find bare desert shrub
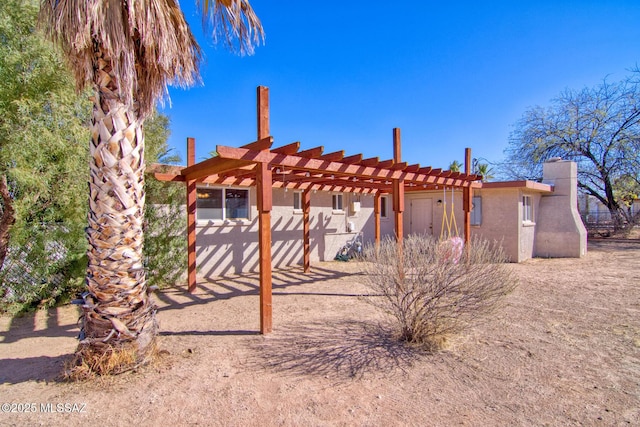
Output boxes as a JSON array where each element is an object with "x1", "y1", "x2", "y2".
[{"x1": 361, "y1": 234, "x2": 517, "y2": 351}]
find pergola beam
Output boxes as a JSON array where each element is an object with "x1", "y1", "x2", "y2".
[{"x1": 213, "y1": 145, "x2": 479, "y2": 188}]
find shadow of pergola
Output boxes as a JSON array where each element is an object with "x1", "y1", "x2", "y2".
[
  {"x1": 248, "y1": 320, "x2": 423, "y2": 380},
  {"x1": 154, "y1": 264, "x2": 364, "y2": 314}
]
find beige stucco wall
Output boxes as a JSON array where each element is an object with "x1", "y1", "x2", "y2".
[
  {"x1": 195, "y1": 187, "x2": 378, "y2": 277},
  {"x1": 534, "y1": 160, "x2": 587, "y2": 258},
  {"x1": 468, "y1": 189, "x2": 521, "y2": 262},
  {"x1": 193, "y1": 162, "x2": 585, "y2": 276}
]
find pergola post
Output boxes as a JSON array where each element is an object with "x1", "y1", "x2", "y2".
[
  {"x1": 302, "y1": 188, "x2": 311, "y2": 273},
  {"x1": 186, "y1": 137, "x2": 197, "y2": 293},
  {"x1": 463, "y1": 148, "x2": 472, "y2": 244},
  {"x1": 257, "y1": 86, "x2": 273, "y2": 334},
  {"x1": 392, "y1": 128, "x2": 404, "y2": 242},
  {"x1": 374, "y1": 192, "x2": 381, "y2": 248}
]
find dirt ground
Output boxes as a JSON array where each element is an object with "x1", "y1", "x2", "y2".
[{"x1": 1, "y1": 238, "x2": 639, "y2": 426}]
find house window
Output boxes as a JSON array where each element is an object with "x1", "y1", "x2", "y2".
[
  {"x1": 332, "y1": 193, "x2": 344, "y2": 211},
  {"x1": 197, "y1": 188, "x2": 249, "y2": 221},
  {"x1": 293, "y1": 191, "x2": 302, "y2": 211},
  {"x1": 522, "y1": 195, "x2": 533, "y2": 222},
  {"x1": 470, "y1": 196, "x2": 482, "y2": 226},
  {"x1": 380, "y1": 195, "x2": 388, "y2": 218}
]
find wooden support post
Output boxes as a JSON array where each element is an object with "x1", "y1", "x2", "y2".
[
  {"x1": 392, "y1": 128, "x2": 404, "y2": 242},
  {"x1": 257, "y1": 85, "x2": 273, "y2": 334},
  {"x1": 303, "y1": 188, "x2": 311, "y2": 273},
  {"x1": 374, "y1": 192, "x2": 381, "y2": 248},
  {"x1": 258, "y1": 86, "x2": 270, "y2": 137},
  {"x1": 186, "y1": 137, "x2": 197, "y2": 293},
  {"x1": 392, "y1": 128, "x2": 405, "y2": 281},
  {"x1": 256, "y1": 162, "x2": 272, "y2": 334},
  {"x1": 463, "y1": 147, "x2": 472, "y2": 245}
]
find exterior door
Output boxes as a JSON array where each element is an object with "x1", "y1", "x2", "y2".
[{"x1": 410, "y1": 198, "x2": 433, "y2": 235}]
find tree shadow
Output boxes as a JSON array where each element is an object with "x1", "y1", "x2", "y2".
[
  {"x1": 249, "y1": 320, "x2": 423, "y2": 381},
  {"x1": 0, "y1": 355, "x2": 70, "y2": 384}
]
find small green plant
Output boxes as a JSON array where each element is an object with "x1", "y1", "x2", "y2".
[{"x1": 361, "y1": 234, "x2": 517, "y2": 351}]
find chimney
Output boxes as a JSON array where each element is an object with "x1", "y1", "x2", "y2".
[{"x1": 534, "y1": 159, "x2": 587, "y2": 257}]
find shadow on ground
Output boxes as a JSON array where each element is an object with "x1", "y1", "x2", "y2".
[{"x1": 249, "y1": 320, "x2": 423, "y2": 380}]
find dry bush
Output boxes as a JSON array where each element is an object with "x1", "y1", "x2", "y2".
[{"x1": 361, "y1": 235, "x2": 517, "y2": 351}]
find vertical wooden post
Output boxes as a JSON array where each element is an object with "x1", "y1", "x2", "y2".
[
  {"x1": 303, "y1": 188, "x2": 311, "y2": 273},
  {"x1": 392, "y1": 128, "x2": 404, "y2": 242},
  {"x1": 463, "y1": 147, "x2": 472, "y2": 245},
  {"x1": 186, "y1": 137, "x2": 197, "y2": 293},
  {"x1": 374, "y1": 192, "x2": 381, "y2": 248},
  {"x1": 256, "y1": 163, "x2": 272, "y2": 334},
  {"x1": 392, "y1": 128, "x2": 405, "y2": 281},
  {"x1": 258, "y1": 86, "x2": 270, "y2": 137},
  {"x1": 257, "y1": 86, "x2": 273, "y2": 334}
]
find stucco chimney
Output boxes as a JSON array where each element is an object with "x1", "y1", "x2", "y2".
[{"x1": 534, "y1": 159, "x2": 587, "y2": 257}]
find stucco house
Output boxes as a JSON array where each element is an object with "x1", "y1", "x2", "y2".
[
  {"x1": 153, "y1": 86, "x2": 588, "y2": 332},
  {"x1": 188, "y1": 157, "x2": 586, "y2": 278},
  {"x1": 154, "y1": 87, "x2": 592, "y2": 332}
]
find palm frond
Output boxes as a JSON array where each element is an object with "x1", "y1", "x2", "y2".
[
  {"x1": 197, "y1": 0, "x2": 264, "y2": 55},
  {"x1": 39, "y1": 0, "x2": 201, "y2": 118}
]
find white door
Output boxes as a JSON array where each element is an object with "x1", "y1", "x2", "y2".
[{"x1": 410, "y1": 198, "x2": 433, "y2": 235}]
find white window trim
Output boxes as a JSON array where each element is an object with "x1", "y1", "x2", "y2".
[
  {"x1": 380, "y1": 195, "x2": 389, "y2": 219},
  {"x1": 196, "y1": 186, "x2": 251, "y2": 225},
  {"x1": 332, "y1": 193, "x2": 344, "y2": 214},
  {"x1": 522, "y1": 194, "x2": 534, "y2": 225},
  {"x1": 293, "y1": 191, "x2": 303, "y2": 214},
  {"x1": 471, "y1": 195, "x2": 482, "y2": 226}
]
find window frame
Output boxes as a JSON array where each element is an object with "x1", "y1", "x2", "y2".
[
  {"x1": 332, "y1": 193, "x2": 344, "y2": 212},
  {"x1": 380, "y1": 195, "x2": 389, "y2": 218},
  {"x1": 522, "y1": 194, "x2": 534, "y2": 223},
  {"x1": 196, "y1": 187, "x2": 250, "y2": 222},
  {"x1": 293, "y1": 191, "x2": 302, "y2": 212},
  {"x1": 470, "y1": 195, "x2": 482, "y2": 226}
]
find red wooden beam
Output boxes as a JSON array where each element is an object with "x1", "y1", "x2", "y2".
[
  {"x1": 186, "y1": 137, "x2": 197, "y2": 293},
  {"x1": 463, "y1": 148, "x2": 472, "y2": 245},
  {"x1": 303, "y1": 189, "x2": 311, "y2": 273},
  {"x1": 360, "y1": 157, "x2": 380, "y2": 167},
  {"x1": 391, "y1": 161, "x2": 409, "y2": 170},
  {"x1": 154, "y1": 172, "x2": 185, "y2": 182},
  {"x1": 318, "y1": 150, "x2": 345, "y2": 161},
  {"x1": 378, "y1": 159, "x2": 394, "y2": 168},
  {"x1": 257, "y1": 85, "x2": 272, "y2": 334},
  {"x1": 257, "y1": 86, "x2": 269, "y2": 138},
  {"x1": 256, "y1": 162, "x2": 272, "y2": 334},
  {"x1": 374, "y1": 192, "x2": 381, "y2": 248},
  {"x1": 296, "y1": 146, "x2": 324, "y2": 158},
  {"x1": 342, "y1": 154, "x2": 363, "y2": 164},
  {"x1": 271, "y1": 141, "x2": 301, "y2": 155},
  {"x1": 181, "y1": 138, "x2": 272, "y2": 181},
  {"x1": 213, "y1": 145, "x2": 463, "y2": 185},
  {"x1": 392, "y1": 128, "x2": 404, "y2": 244}
]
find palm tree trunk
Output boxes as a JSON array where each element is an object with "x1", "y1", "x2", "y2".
[{"x1": 76, "y1": 47, "x2": 157, "y2": 371}]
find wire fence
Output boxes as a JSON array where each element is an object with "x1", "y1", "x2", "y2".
[{"x1": 0, "y1": 241, "x2": 68, "y2": 302}]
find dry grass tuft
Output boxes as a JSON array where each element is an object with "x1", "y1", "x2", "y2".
[{"x1": 63, "y1": 342, "x2": 157, "y2": 381}]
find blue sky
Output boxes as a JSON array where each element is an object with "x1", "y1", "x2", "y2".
[{"x1": 160, "y1": 0, "x2": 640, "y2": 171}]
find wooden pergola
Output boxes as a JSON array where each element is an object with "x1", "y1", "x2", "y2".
[{"x1": 155, "y1": 86, "x2": 482, "y2": 334}]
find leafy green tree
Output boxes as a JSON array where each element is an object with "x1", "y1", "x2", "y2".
[
  {"x1": 504, "y1": 72, "x2": 640, "y2": 229},
  {"x1": 0, "y1": 0, "x2": 90, "y2": 309},
  {"x1": 144, "y1": 114, "x2": 186, "y2": 289}
]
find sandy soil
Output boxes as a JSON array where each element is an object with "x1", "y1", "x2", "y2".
[{"x1": 1, "y1": 238, "x2": 639, "y2": 426}]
